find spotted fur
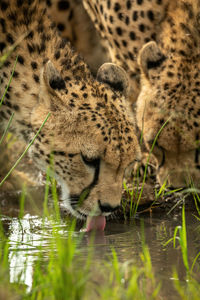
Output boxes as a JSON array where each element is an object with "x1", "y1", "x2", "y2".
[
  {"x1": 83, "y1": 0, "x2": 200, "y2": 188},
  {"x1": 83, "y1": 0, "x2": 169, "y2": 102},
  {"x1": 0, "y1": 0, "x2": 141, "y2": 218},
  {"x1": 47, "y1": 0, "x2": 109, "y2": 74}
]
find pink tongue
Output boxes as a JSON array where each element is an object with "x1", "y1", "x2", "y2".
[{"x1": 86, "y1": 216, "x2": 106, "y2": 232}]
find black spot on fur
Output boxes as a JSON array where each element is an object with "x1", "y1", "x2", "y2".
[
  {"x1": 0, "y1": 18, "x2": 6, "y2": 33},
  {"x1": 71, "y1": 92, "x2": 78, "y2": 98},
  {"x1": 54, "y1": 151, "x2": 66, "y2": 156},
  {"x1": 4, "y1": 60, "x2": 10, "y2": 67},
  {"x1": 22, "y1": 83, "x2": 29, "y2": 91},
  {"x1": 27, "y1": 43, "x2": 35, "y2": 54},
  {"x1": 1, "y1": 1, "x2": 8, "y2": 11},
  {"x1": 26, "y1": 31, "x2": 34, "y2": 39},
  {"x1": 57, "y1": 0, "x2": 70, "y2": 10},
  {"x1": 18, "y1": 55, "x2": 25, "y2": 65},
  {"x1": 33, "y1": 74, "x2": 39, "y2": 83},
  {"x1": 13, "y1": 70, "x2": 19, "y2": 78},
  {"x1": 0, "y1": 42, "x2": 6, "y2": 52},
  {"x1": 46, "y1": 0, "x2": 52, "y2": 7},
  {"x1": 13, "y1": 104, "x2": 20, "y2": 111},
  {"x1": 114, "y1": 3, "x2": 121, "y2": 12},
  {"x1": 57, "y1": 23, "x2": 65, "y2": 31},
  {"x1": 54, "y1": 50, "x2": 60, "y2": 60},
  {"x1": 126, "y1": 0, "x2": 131, "y2": 9},
  {"x1": 147, "y1": 10, "x2": 154, "y2": 21},
  {"x1": 49, "y1": 77, "x2": 65, "y2": 90},
  {"x1": 6, "y1": 33, "x2": 14, "y2": 44},
  {"x1": 31, "y1": 61, "x2": 38, "y2": 70},
  {"x1": 130, "y1": 31, "x2": 136, "y2": 40}
]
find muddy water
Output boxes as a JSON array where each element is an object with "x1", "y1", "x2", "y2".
[{"x1": 0, "y1": 187, "x2": 200, "y2": 299}]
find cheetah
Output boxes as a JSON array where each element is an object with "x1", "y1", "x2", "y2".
[
  {"x1": 83, "y1": 0, "x2": 200, "y2": 188},
  {"x1": 0, "y1": 0, "x2": 141, "y2": 229}
]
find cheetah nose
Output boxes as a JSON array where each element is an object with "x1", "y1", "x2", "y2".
[{"x1": 98, "y1": 200, "x2": 120, "y2": 213}]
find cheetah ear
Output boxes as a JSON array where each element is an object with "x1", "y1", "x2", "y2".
[
  {"x1": 138, "y1": 41, "x2": 166, "y2": 79},
  {"x1": 97, "y1": 63, "x2": 129, "y2": 96},
  {"x1": 43, "y1": 60, "x2": 66, "y2": 91}
]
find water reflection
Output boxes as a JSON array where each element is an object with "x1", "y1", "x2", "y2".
[
  {"x1": 8, "y1": 215, "x2": 47, "y2": 290},
  {"x1": 0, "y1": 192, "x2": 200, "y2": 298}
]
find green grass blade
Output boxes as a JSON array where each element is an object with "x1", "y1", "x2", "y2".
[
  {"x1": 172, "y1": 269, "x2": 187, "y2": 300},
  {"x1": 191, "y1": 251, "x2": 200, "y2": 273},
  {"x1": 134, "y1": 117, "x2": 171, "y2": 215},
  {"x1": 111, "y1": 248, "x2": 121, "y2": 284},
  {"x1": 0, "y1": 112, "x2": 51, "y2": 187},
  {"x1": 19, "y1": 184, "x2": 26, "y2": 219},
  {"x1": 192, "y1": 192, "x2": 200, "y2": 216},
  {"x1": 51, "y1": 178, "x2": 60, "y2": 223},
  {"x1": 163, "y1": 237, "x2": 176, "y2": 247},
  {"x1": 0, "y1": 56, "x2": 18, "y2": 107},
  {"x1": 0, "y1": 112, "x2": 14, "y2": 146},
  {"x1": 173, "y1": 226, "x2": 181, "y2": 248},
  {"x1": 181, "y1": 205, "x2": 189, "y2": 272},
  {"x1": 43, "y1": 166, "x2": 51, "y2": 218}
]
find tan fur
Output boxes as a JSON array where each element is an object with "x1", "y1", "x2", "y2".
[
  {"x1": 48, "y1": 0, "x2": 109, "y2": 74},
  {"x1": 83, "y1": 0, "x2": 170, "y2": 102},
  {"x1": 83, "y1": 0, "x2": 200, "y2": 188},
  {"x1": 137, "y1": 1, "x2": 200, "y2": 187}
]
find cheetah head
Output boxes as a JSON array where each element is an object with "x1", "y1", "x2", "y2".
[
  {"x1": 31, "y1": 61, "x2": 141, "y2": 223},
  {"x1": 137, "y1": 41, "x2": 200, "y2": 189}
]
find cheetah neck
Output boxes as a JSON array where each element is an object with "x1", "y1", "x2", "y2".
[{"x1": 159, "y1": 1, "x2": 200, "y2": 58}]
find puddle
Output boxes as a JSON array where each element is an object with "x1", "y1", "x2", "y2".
[{"x1": 0, "y1": 188, "x2": 200, "y2": 299}]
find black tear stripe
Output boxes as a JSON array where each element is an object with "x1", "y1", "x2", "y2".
[
  {"x1": 147, "y1": 55, "x2": 166, "y2": 70},
  {"x1": 70, "y1": 158, "x2": 100, "y2": 207}
]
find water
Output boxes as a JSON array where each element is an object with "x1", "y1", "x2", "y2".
[{"x1": 0, "y1": 187, "x2": 200, "y2": 299}]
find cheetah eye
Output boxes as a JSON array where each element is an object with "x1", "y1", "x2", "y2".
[{"x1": 81, "y1": 153, "x2": 100, "y2": 167}]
